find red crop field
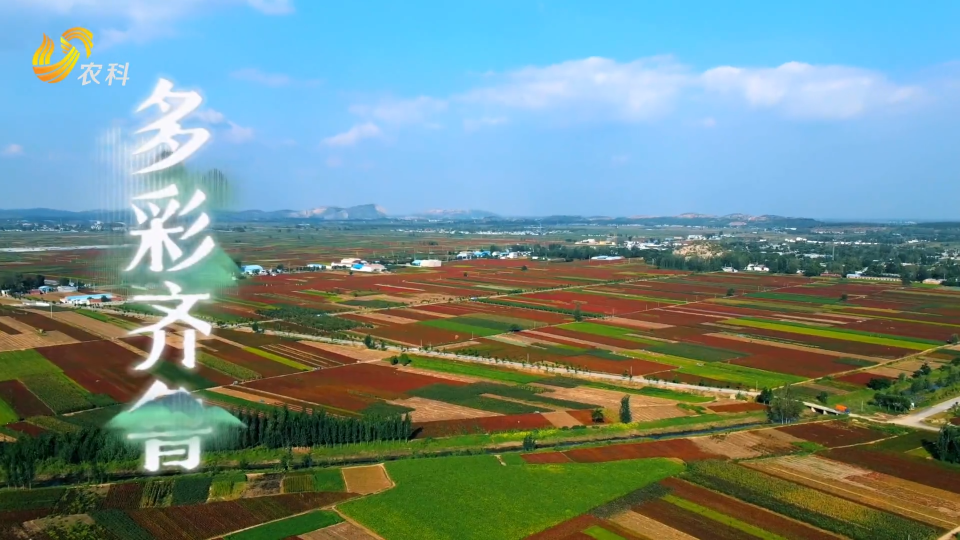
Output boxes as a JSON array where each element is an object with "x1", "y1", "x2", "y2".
[
  {"x1": 532, "y1": 327, "x2": 644, "y2": 350},
  {"x1": 37, "y1": 341, "x2": 149, "y2": 402},
  {"x1": 776, "y1": 421, "x2": 886, "y2": 448},
  {"x1": 659, "y1": 477, "x2": 838, "y2": 540},
  {"x1": 561, "y1": 438, "x2": 720, "y2": 463},
  {"x1": 0, "y1": 321, "x2": 20, "y2": 335},
  {"x1": 414, "y1": 412, "x2": 553, "y2": 438},
  {"x1": 102, "y1": 482, "x2": 145, "y2": 510},
  {"x1": 846, "y1": 319, "x2": 959, "y2": 342},
  {"x1": 633, "y1": 498, "x2": 752, "y2": 539},
  {"x1": 826, "y1": 447, "x2": 960, "y2": 495},
  {"x1": 521, "y1": 452, "x2": 572, "y2": 464},
  {"x1": 707, "y1": 402, "x2": 767, "y2": 413},
  {"x1": 835, "y1": 372, "x2": 897, "y2": 387},
  {"x1": 245, "y1": 363, "x2": 460, "y2": 411},
  {"x1": 0, "y1": 380, "x2": 53, "y2": 417},
  {"x1": 5, "y1": 421, "x2": 47, "y2": 436}
]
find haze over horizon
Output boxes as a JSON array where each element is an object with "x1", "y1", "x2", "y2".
[{"x1": 1, "y1": 1, "x2": 958, "y2": 219}]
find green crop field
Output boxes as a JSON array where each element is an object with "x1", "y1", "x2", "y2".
[
  {"x1": 405, "y1": 355, "x2": 543, "y2": 384},
  {"x1": 628, "y1": 351, "x2": 805, "y2": 388},
  {"x1": 746, "y1": 292, "x2": 842, "y2": 304},
  {"x1": 340, "y1": 455, "x2": 682, "y2": 540},
  {"x1": 419, "y1": 318, "x2": 505, "y2": 337},
  {"x1": 646, "y1": 342, "x2": 746, "y2": 362},
  {"x1": 557, "y1": 322, "x2": 658, "y2": 344},
  {"x1": 0, "y1": 350, "x2": 61, "y2": 381},
  {"x1": 225, "y1": 510, "x2": 343, "y2": 540},
  {"x1": 722, "y1": 318, "x2": 938, "y2": 350}
]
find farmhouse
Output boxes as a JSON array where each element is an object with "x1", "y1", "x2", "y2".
[
  {"x1": 241, "y1": 264, "x2": 264, "y2": 275},
  {"x1": 411, "y1": 259, "x2": 442, "y2": 267},
  {"x1": 61, "y1": 293, "x2": 115, "y2": 305},
  {"x1": 306, "y1": 263, "x2": 326, "y2": 270},
  {"x1": 745, "y1": 263, "x2": 769, "y2": 272}
]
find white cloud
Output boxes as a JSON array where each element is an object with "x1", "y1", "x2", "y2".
[
  {"x1": 191, "y1": 108, "x2": 252, "y2": 143},
  {"x1": 225, "y1": 122, "x2": 254, "y2": 143},
  {"x1": 231, "y1": 68, "x2": 293, "y2": 87},
  {"x1": 10, "y1": 0, "x2": 292, "y2": 48},
  {"x1": 463, "y1": 116, "x2": 509, "y2": 132},
  {"x1": 325, "y1": 156, "x2": 342, "y2": 168},
  {"x1": 349, "y1": 96, "x2": 447, "y2": 125},
  {"x1": 702, "y1": 62, "x2": 920, "y2": 119},
  {"x1": 322, "y1": 123, "x2": 382, "y2": 147},
  {"x1": 701, "y1": 117, "x2": 717, "y2": 128},
  {"x1": 194, "y1": 108, "x2": 226, "y2": 124},
  {"x1": 460, "y1": 56, "x2": 690, "y2": 121},
  {"x1": 1, "y1": 144, "x2": 23, "y2": 157}
]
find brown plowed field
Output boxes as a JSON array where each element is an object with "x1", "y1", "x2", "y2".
[
  {"x1": 609, "y1": 510, "x2": 696, "y2": 540},
  {"x1": 388, "y1": 396, "x2": 498, "y2": 422},
  {"x1": 296, "y1": 341, "x2": 391, "y2": 362},
  {"x1": 342, "y1": 464, "x2": 392, "y2": 495},
  {"x1": 542, "y1": 410, "x2": 582, "y2": 428},
  {"x1": 690, "y1": 428, "x2": 802, "y2": 460},
  {"x1": 298, "y1": 521, "x2": 380, "y2": 540},
  {"x1": 12, "y1": 312, "x2": 97, "y2": 341}
]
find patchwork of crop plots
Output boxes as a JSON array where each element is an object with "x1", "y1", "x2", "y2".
[
  {"x1": 509, "y1": 420, "x2": 958, "y2": 540},
  {"x1": 0, "y1": 467, "x2": 360, "y2": 539}
]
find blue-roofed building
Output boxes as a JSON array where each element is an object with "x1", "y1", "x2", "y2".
[{"x1": 241, "y1": 264, "x2": 264, "y2": 275}]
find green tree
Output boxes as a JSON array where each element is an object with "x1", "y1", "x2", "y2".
[
  {"x1": 757, "y1": 387, "x2": 773, "y2": 404},
  {"x1": 364, "y1": 334, "x2": 375, "y2": 349},
  {"x1": 573, "y1": 304, "x2": 583, "y2": 322},
  {"x1": 839, "y1": 293, "x2": 848, "y2": 302},
  {"x1": 521, "y1": 265, "x2": 528, "y2": 271},
  {"x1": 522, "y1": 432, "x2": 536, "y2": 451},
  {"x1": 509, "y1": 324, "x2": 522, "y2": 332},
  {"x1": 590, "y1": 408, "x2": 605, "y2": 423},
  {"x1": 950, "y1": 333, "x2": 959, "y2": 345},
  {"x1": 767, "y1": 385, "x2": 804, "y2": 424},
  {"x1": 251, "y1": 321, "x2": 261, "y2": 334},
  {"x1": 936, "y1": 424, "x2": 960, "y2": 464},
  {"x1": 816, "y1": 391, "x2": 829, "y2": 404},
  {"x1": 726, "y1": 288, "x2": 735, "y2": 297},
  {"x1": 399, "y1": 353, "x2": 412, "y2": 366},
  {"x1": 390, "y1": 356, "x2": 399, "y2": 365},
  {"x1": 619, "y1": 395, "x2": 632, "y2": 423}
]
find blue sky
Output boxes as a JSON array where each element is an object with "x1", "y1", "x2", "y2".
[{"x1": 1, "y1": 1, "x2": 958, "y2": 219}]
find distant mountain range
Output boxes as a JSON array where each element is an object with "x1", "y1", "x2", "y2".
[{"x1": 0, "y1": 206, "x2": 938, "y2": 228}]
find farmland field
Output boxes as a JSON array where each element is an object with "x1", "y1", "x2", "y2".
[{"x1": 339, "y1": 455, "x2": 682, "y2": 540}]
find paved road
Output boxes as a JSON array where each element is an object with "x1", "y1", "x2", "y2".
[{"x1": 889, "y1": 397, "x2": 960, "y2": 432}]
